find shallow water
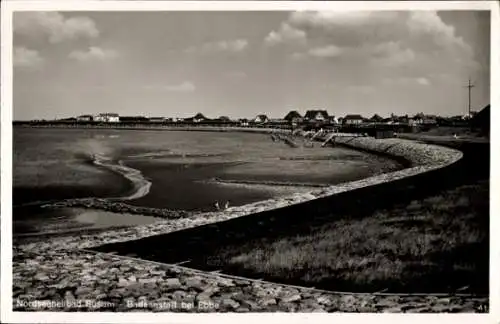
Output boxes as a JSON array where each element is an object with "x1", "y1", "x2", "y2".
[
  {"x1": 14, "y1": 207, "x2": 161, "y2": 236},
  {"x1": 14, "y1": 128, "x2": 403, "y2": 234}
]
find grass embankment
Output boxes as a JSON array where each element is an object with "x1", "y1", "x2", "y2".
[
  {"x1": 415, "y1": 126, "x2": 488, "y2": 139},
  {"x1": 216, "y1": 180, "x2": 489, "y2": 293}
]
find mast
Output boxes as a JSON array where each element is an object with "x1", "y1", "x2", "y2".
[{"x1": 465, "y1": 78, "x2": 475, "y2": 118}]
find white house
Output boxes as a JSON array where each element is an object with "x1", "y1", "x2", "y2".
[{"x1": 95, "y1": 113, "x2": 120, "y2": 123}]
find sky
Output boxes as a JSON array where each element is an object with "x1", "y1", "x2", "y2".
[{"x1": 13, "y1": 10, "x2": 490, "y2": 120}]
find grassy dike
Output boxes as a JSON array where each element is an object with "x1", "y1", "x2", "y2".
[{"x1": 217, "y1": 180, "x2": 488, "y2": 293}]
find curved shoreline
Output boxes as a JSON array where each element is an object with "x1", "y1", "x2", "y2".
[
  {"x1": 206, "y1": 178, "x2": 331, "y2": 188},
  {"x1": 92, "y1": 153, "x2": 152, "y2": 201},
  {"x1": 15, "y1": 132, "x2": 465, "y2": 250},
  {"x1": 22, "y1": 130, "x2": 404, "y2": 218},
  {"x1": 13, "y1": 153, "x2": 152, "y2": 209},
  {"x1": 13, "y1": 131, "x2": 483, "y2": 313},
  {"x1": 14, "y1": 134, "x2": 465, "y2": 247}
]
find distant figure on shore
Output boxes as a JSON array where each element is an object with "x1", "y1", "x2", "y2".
[
  {"x1": 224, "y1": 201, "x2": 230, "y2": 209},
  {"x1": 215, "y1": 201, "x2": 220, "y2": 211}
]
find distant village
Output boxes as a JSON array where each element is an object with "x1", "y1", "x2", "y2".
[
  {"x1": 35, "y1": 109, "x2": 482, "y2": 127},
  {"x1": 18, "y1": 105, "x2": 490, "y2": 136}
]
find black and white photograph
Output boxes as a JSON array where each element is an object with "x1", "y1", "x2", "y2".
[{"x1": 1, "y1": 1, "x2": 498, "y2": 322}]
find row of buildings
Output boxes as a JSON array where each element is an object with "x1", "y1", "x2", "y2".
[
  {"x1": 75, "y1": 110, "x2": 466, "y2": 127},
  {"x1": 19, "y1": 105, "x2": 488, "y2": 137},
  {"x1": 76, "y1": 113, "x2": 120, "y2": 123}
]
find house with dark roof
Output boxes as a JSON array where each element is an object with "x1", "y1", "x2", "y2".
[
  {"x1": 192, "y1": 113, "x2": 209, "y2": 123},
  {"x1": 239, "y1": 118, "x2": 250, "y2": 126},
  {"x1": 304, "y1": 110, "x2": 329, "y2": 122},
  {"x1": 397, "y1": 115, "x2": 410, "y2": 125},
  {"x1": 253, "y1": 114, "x2": 269, "y2": 124},
  {"x1": 413, "y1": 112, "x2": 425, "y2": 120},
  {"x1": 284, "y1": 110, "x2": 303, "y2": 123},
  {"x1": 343, "y1": 114, "x2": 365, "y2": 125},
  {"x1": 369, "y1": 114, "x2": 384, "y2": 123}
]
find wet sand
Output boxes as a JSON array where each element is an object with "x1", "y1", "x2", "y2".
[
  {"x1": 15, "y1": 207, "x2": 161, "y2": 236},
  {"x1": 13, "y1": 129, "x2": 404, "y2": 235}
]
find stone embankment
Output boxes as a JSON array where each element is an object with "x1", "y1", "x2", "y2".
[
  {"x1": 330, "y1": 136, "x2": 461, "y2": 166},
  {"x1": 13, "y1": 135, "x2": 483, "y2": 313},
  {"x1": 13, "y1": 248, "x2": 486, "y2": 313}
]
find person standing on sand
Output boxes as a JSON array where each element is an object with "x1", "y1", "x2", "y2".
[
  {"x1": 224, "y1": 201, "x2": 230, "y2": 210},
  {"x1": 215, "y1": 201, "x2": 220, "y2": 211}
]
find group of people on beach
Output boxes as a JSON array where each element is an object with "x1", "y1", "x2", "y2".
[{"x1": 214, "y1": 200, "x2": 230, "y2": 211}]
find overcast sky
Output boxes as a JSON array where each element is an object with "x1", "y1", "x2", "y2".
[{"x1": 13, "y1": 10, "x2": 490, "y2": 120}]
